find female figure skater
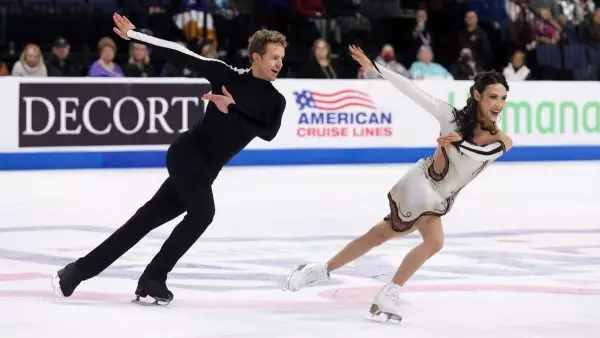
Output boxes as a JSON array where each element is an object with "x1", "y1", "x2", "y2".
[{"x1": 282, "y1": 45, "x2": 513, "y2": 322}]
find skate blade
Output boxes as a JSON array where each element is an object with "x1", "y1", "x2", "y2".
[
  {"x1": 131, "y1": 295, "x2": 170, "y2": 306},
  {"x1": 365, "y1": 313, "x2": 402, "y2": 324},
  {"x1": 50, "y1": 272, "x2": 64, "y2": 298},
  {"x1": 365, "y1": 304, "x2": 402, "y2": 324},
  {"x1": 281, "y1": 264, "x2": 304, "y2": 291}
]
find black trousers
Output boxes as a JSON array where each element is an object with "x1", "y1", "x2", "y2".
[{"x1": 75, "y1": 134, "x2": 217, "y2": 282}]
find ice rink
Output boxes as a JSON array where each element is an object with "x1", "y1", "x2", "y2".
[{"x1": 1, "y1": 162, "x2": 599, "y2": 338}]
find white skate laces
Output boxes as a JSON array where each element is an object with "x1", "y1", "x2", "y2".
[
  {"x1": 375, "y1": 282, "x2": 402, "y2": 311},
  {"x1": 379, "y1": 282, "x2": 402, "y2": 306},
  {"x1": 282, "y1": 263, "x2": 329, "y2": 291}
]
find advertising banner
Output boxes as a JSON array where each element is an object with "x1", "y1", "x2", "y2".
[
  {"x1": 0, "y1": 77, "x2": 599, "y2": 170},
  {"x1": 18, "y1": 81, "x2": 210, "y2": 147},
  {"x1": 251, "y1": 79, "x2": 600, "y2": 149}
]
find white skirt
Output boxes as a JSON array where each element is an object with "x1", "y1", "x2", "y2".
[{"x1": 384, "y1": 157, "x2": 457, "y2": 232}]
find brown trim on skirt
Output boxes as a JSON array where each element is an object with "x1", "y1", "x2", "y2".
[
  {"x1": 384, "y1": 193, "x2": 448, "y2": 233},
  {"x1": 427, "y1": 147, "x2": 450, "y2": 181}
]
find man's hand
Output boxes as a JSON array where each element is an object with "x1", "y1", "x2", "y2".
[
  {"x1": 203, "y1": 86, "x2": 236, "y2": 114},
  {"x1": 113, "y1": 12, "x2": 135, "y2": 40}
]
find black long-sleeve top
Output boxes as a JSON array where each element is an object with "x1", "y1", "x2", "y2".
[{"x1": 126, "y1": 30, "x2": 287, "y2": 171}]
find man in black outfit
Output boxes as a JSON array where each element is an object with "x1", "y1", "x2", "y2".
[{"x1": 51, "y1": 13, "x2": 287, "y2": 304}]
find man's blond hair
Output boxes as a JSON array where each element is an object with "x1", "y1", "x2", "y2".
[{"x1": 247, "y1": 29, "x2": 287, "y2": 62}]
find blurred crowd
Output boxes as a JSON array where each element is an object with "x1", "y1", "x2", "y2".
[{"x1": 1, "y1": 0, "x2": 599, "y2": 81}]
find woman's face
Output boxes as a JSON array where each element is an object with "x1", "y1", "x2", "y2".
[
  {"x1": 475, "y1": 83, "x2": 508, "y2": 123},
  {"x1": 511, "y1": 51, "x2": 524, "y2": 68},
  {"x1": 133, "y1": 44, "x2": 147, "y2": 62},
  {"x1": 314, "y1": 41, "x2": 329, "y2": 61},
  {"x1": 25, "y1": 47, "x2": 39, "y2": 67},
  {"x1": 101, "y1": 46, "x2": 115, "y2": 62},
  {"x1": 418, "y1": 47, "x2": 433, "y2": 63}
]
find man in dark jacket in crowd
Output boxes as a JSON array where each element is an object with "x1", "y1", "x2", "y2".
[{"x1": 46, "y1": 37, "x2": 81, "y2": 77}]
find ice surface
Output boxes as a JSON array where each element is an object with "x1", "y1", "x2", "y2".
[{"x1": 1, "y1": 162, "x2": 599, "y2": 337}]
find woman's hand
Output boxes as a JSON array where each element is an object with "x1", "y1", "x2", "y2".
[
  {"x1": 437, "y1": 132, "x2": 462, "y2": 148},
  {"x1": 113, "y1": 13, "x2": 135, "y2": 40},
  {"x1": 203, "y1": 86, "x2": 236, "y2": 114},
  {"x1": 349, "y1": 44, "x2": 373, "y2": 71}
]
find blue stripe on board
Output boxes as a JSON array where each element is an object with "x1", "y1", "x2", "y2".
[{"x1": 1, "y1": 146, "x2": 600, "y2": 170}]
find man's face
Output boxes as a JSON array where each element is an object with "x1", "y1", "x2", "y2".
[
  {"x1": 53, "y1": 46, "x2": 69, "y2": 60},
  {"x1": 253, "y1": 43, "x2": 285, "y2": 81}
]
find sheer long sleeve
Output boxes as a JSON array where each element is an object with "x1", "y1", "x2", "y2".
[{"x1": 372, "y1": 61, "x2": 455, "y2": 125}]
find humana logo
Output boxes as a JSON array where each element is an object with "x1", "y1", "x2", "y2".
[{"x1": 447, "y1": 92, "x2": 600, "y2": 134}]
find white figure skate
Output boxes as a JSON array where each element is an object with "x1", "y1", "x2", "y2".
[
  {"x1": 282, "y1": 263, "x2": 329, "y2": 291},
  {"x1": 366, "y1": 282, "x2": 403, "y2": 323}
]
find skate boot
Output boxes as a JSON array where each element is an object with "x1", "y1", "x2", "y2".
[
  {"x1": 367, "y1": 282, "x2": 403, "y2": 323},
  {"x1": 282, "y1": 263, "x2": 329, "y2": 291},
  {"x1": 132, "y1": 276, "x2": 174, "y2": 306},
  {"x1": 51, "y1": 262, "x2": 82, "y2": 298}
]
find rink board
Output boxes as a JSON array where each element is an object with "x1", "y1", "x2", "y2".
[
  {"x1": 2, "y1": 146, "x2": 600, "y2": 170},
  {"x1": 0, "y1": 77, "x2": 599, "y2": 169}
]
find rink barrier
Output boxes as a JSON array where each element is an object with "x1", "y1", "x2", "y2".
[
  {"x1": 2, "y1": 146, "x2": 600, "y2": 170},
  {"x1": 0, "y1": 77, "x2": 599, "y2": 170}
]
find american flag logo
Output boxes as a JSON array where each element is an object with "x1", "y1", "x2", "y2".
[{"x1": 293, "y1": 89, "x2": 377, "y2": 111}]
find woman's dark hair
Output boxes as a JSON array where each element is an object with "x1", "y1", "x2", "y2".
[{"x1": 452, "y1": 70, "x2": 509, "y2": 143}]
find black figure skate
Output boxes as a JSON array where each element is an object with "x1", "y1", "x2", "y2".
[
  {"x1": 131, "y1": 276, "x2": 174, "y2": 306},
  {"x1": 51, "y1": 262, "x2": 81, "y2": 298}
]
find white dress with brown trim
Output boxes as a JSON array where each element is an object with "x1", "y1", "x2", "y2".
[{"x1": 372, "y1": 62, "x2": 507, "y2": 232}]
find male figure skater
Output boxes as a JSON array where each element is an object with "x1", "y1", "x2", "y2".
[{"x1": 52, "y1": 13, "x2": 287, "y2": 305}]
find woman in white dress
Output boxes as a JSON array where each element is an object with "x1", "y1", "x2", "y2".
[{"x1": 282, "y1": 45, "x2": 514, "y2": 322}]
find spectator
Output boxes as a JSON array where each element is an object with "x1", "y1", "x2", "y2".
[
  {"x1": 503, "y1": 50, "x2": 533, "y2": 80},
  {"x1": 337, "y1": 1, "x2": 372, "y2": 48},
  {"x1": 577, "y1": 0, "x2": 596, "y2": 24},
  {"x1": 449, "y1": 48, "x2": 483, "y2": 80},
  {"x1": 294, "y1": 0, "x2": 327, "y2": 31},
  {"x1": 360, "y1": 44, "x2": 410, "y2": 79},
  {"x1": 529, "y1": 0, "x2": 563, "y2": 18},
  {"x1": 458, "y1": 11, "x2": 493, "y2": 69},
  {"x1": 586, "y1": 8, "x2": 600, "y2": 48},
  {"x1": 534, "y1": 8, "x2": 561, "y2": 45},
  {"x1": 299, "y1": 39, "x2": 341, "y2": 78},
  {"x1": 557, "y1": 14, "x2": 580, "y2": 43},
  {"x1": 88, "y1": 37, "x2": 124, "y2": 77},
  {"x1": 293, "y1": 0, "x2": 329, "y2": 43},
  {"x1": 468, "y1": 0, "x2": 508, "y2": 31},
  {"x1": 559, "y1": 0, "x2": 596, "y2": 24},
  {"x1": 207, "y1": 0, "x2": 239, "y2": 52},
  {"x1": 46, "y1": 37, "x2": 81, "y2": 77},
  {"x1": 507, "y1": 1, "x2": 537, "y2": 52},
  {"x1": 0, "y1": 61, "x2": 9, "y2": 76},
  {"x1": 125, "y1": 42, "x2": 156, "y2": 77},
  {"x1": 294, "y1": 0, "x2": 326, "y2": 17},
  {"x1": 409, "y1": 45, "x2": 453, "y2": 80},
  {"x1": 408, "y1": 9, "x2": 433, "y2": 59},
  {"x1": 173, "y1": 1, "x2": 218, "y2": 42},
  {"x1": 11, "y1": 43, "x2": 47, "y2": 77}
]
